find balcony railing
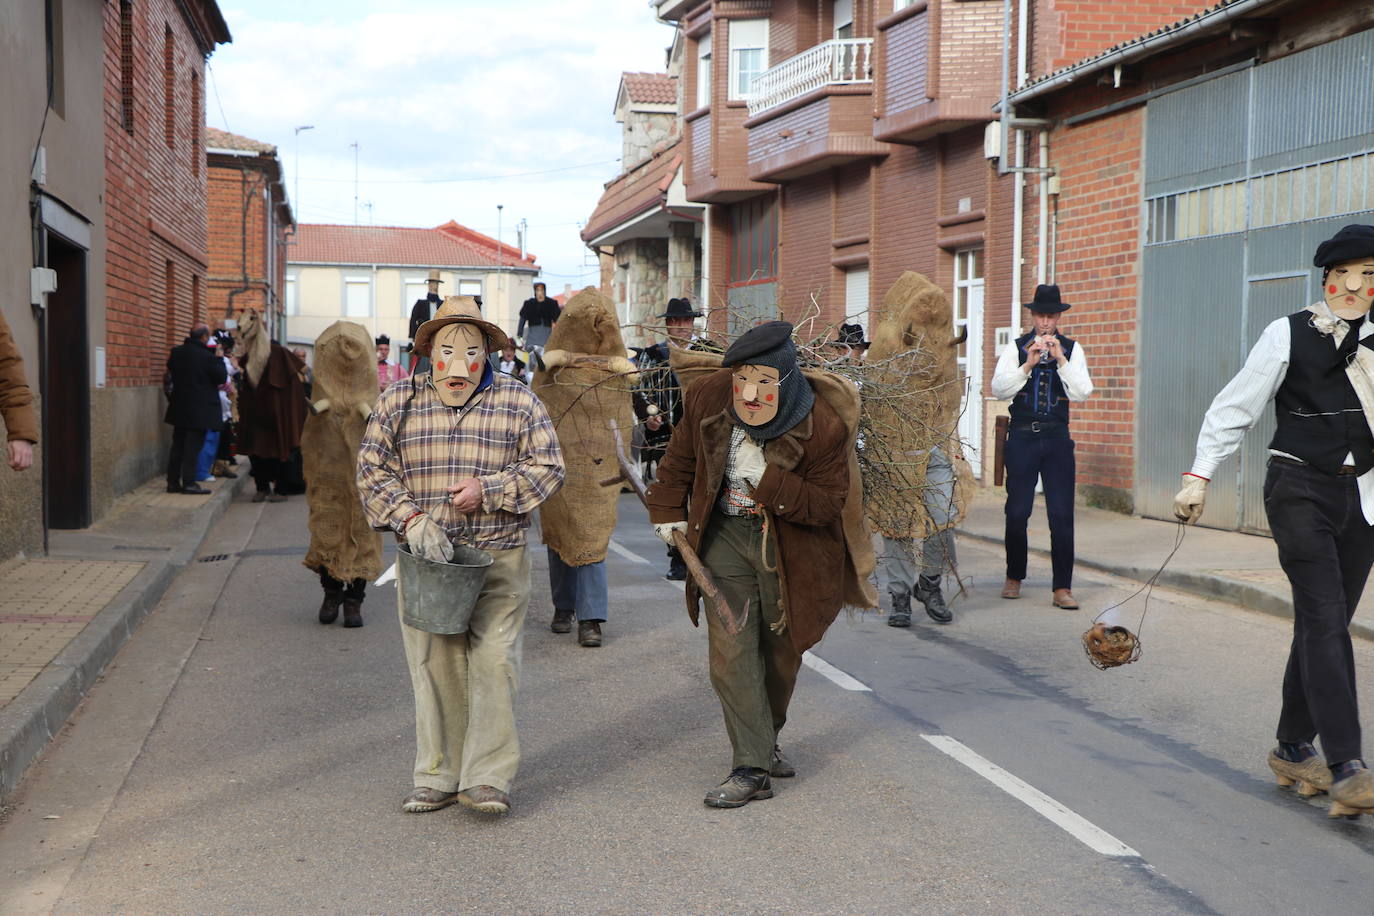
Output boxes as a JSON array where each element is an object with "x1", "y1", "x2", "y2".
[{"x1": 746, "y1": 38, "x2": 873, "y2": 118}]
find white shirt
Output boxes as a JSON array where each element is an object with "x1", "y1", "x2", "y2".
[
  {"x1": 990, "y1": 337, "x2": 1094, "y2": 402},
  {"x1": 1190, "y1": 315, "x2": 1374, "y2": 524}
]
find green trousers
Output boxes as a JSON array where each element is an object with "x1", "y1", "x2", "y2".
[{"x1": 701, "y1": 511, "x2": 803, "y2": 770}]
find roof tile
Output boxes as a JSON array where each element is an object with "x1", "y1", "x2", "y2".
[
  {"x1": 291, "y1": 223, "x2": 537, "y2": 270},
  {"x1": 622, "y1": 72, "x2": 678, "y2": 105}
]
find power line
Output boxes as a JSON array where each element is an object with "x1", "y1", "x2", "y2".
[{"x1": 205, "y1": 61, "x2": 231, "y2": 133}]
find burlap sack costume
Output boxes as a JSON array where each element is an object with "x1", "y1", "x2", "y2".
[
  {"x1": 669, "y1": 347, "x2": 879, "y2": 611},
  {"x1": 863, "y1": 271, "x2": 974, "y2": 540},
  {"x1": 532, "y1": 288, "x2": 637, "y2": 567},
  {"x1": 302, "y1": 321, "x2": 383, "y2": 582}
]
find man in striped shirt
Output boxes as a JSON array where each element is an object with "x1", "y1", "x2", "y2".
[{"x1": 357, "y1": 296, "x2": 564, "y2": 817}]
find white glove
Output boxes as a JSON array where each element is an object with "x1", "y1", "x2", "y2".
[
  {"x1": 406, "y1": 513, "x2": 455, "y2": 563},
  {"x1": 654, "y1": 521, "x2": 687, "y2": 545},
  {"x1": 1173, "y1": 474, "x2": 1208, "y2": 524},
  {"x1": 734, "y1": 436, "x2": 767, "y2": 488}
]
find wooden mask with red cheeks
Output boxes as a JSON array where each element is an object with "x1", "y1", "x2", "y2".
[
  {"x1": 1325, "y1": 256, "x2": 1374, "y2": 319},
  {"x1": 731, "y1": 364, "x2": 782, "y2": 427},
  {"x1": 431, "y1": 323, "x2": 487, "y2": 407}
]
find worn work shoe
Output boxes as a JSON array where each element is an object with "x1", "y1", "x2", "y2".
[
  {"x1": 578, "y1": 620, "x2": 603, "y2": 647},
  {"x1": 1051, "y1": 588, "x2": 1080, "y2": 610},
  {"x1": 917, "y1": 576, "x2": 953, "y2": 624},
  {"x1": 251, "y1": 490, "x2": 269, "y2": 503},
  {"x1": 886, "y1": 590, "x2": 912, "y2": 628},
  {"x1": 551, "y1": 608, "x2": 574, "y2": 634},
  {"x1": 704, "y1": 767, "x2": 773, "y2": 809},
  {"x1": 1329, "y1": 762, "x2": 1374, "y2": 818},
  {"x1": 1001, "y1": 578, "x2": 1021, "y2": 599},
  {"x1": 318, "y1": 592, "x2": 342, "y2": 625},
  {"x1": 1268, "y1": 746, "x2": 1332, "y2": 796},
  {"x1": 666, "y1": 557, "x2": 688, "y2": 581},
  {"x1": 342, "y1": 598, "x2": 364, "y2": 628},
  {"x1": 267, "y1": 491, "x2": 288, "y2": 503},
  {"x1": 401, "y1": 787, "x2": 459, "y2": 813},
  {"x1": 769, "y1": 746, "x2": 796, "y2": 778},
  {"x1": 457, "y1": 785, "x2": 511, "y2": 815}
]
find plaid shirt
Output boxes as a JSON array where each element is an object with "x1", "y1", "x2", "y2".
[
  {"x1": 357, "y1": 371, "x2": 565, "y2": 549},
  {"x1": 718, "y1": 426, "x2": 760, "y2": 516}
]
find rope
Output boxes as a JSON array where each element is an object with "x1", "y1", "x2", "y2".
[{"x1": 1090, "y1": 519, "x2": 1188, "y2": 639}]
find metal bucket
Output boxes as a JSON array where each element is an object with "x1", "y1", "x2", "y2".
[{"x1": 397, "y1": 542, "x2": 494, "y2": 635}]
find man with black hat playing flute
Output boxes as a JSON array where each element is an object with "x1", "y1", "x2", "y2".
[
  {"x1": 1175, "y1": 225, "x2": 1374, "y2": 818},
  {"x1": 992, "y1": 284, "x2": 1095, "y2": 610},
  {"x1": 645, "y1": 320, "x2": 854, "y2": 809}
]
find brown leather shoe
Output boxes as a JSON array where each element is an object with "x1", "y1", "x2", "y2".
[
  {"x1": 457, "y1": 785, "x2": 511, "y2": 815},
  {"x1": 1052, "y1": 588, "x2": 1080, "y2": 610},
  {"x1": 401, "y1": 786, "x2": 459, "y2": 813},
  {"x1": 551, "y1": 608, "x2": 574, "y2": 634},
  {"x1": 1001, "y1": 578, "x2": 1021, "y2": 599},
  {"x1": 578, "y1": 620, "x2": 603, "y2": 647}
]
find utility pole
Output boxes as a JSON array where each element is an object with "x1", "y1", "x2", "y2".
[
  {"x1": 293, "y1": 125, "x2": 314, "y2": 220},
  {"x1": 496, "y1": 204, "x2": 504, "y2": 318},
  {"x1": 350, "y1": 141, "x2": 359, "y2": 224},
  {"x1": 518, "y1": 218, "x2": 527, "y2": 260}
]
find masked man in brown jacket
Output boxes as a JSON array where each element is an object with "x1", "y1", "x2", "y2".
[{"x1": 646, "y1": 321, "x2": 851, "y2": 808}]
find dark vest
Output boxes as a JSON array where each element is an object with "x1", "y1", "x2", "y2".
[
  {"x1": 1010, "y1": 332, "x2": 1076, "y2": 428},
  {"x1": 1269, "y1": 312, "x2": 1374, "y2": 475}
]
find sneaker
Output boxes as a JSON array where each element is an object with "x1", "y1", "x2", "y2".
[{"x1": 704, "y1": 767, "x2": 773, "y2": 808}]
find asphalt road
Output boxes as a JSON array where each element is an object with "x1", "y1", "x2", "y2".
[{"x1": 3, "y1": 492, "x2": 1374, "y2": 914}]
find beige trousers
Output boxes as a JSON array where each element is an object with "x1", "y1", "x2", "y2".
[{"x1": 399, "y1": 544, "x2": 530, "y2": 794}]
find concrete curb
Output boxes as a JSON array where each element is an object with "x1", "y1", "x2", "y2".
[
  {"x1": 957, "y1": 528, "x2": 1374, "y2": 644},
  {"x1": 0, "y1": 474, "x2": 248, "y2": 801}
]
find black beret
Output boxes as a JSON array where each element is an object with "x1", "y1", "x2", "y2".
[
  {"x1": 722, "y1": 320, "x2": 794, "y2": 367},
  {"x1": 1314, "y1": 224, "x2": 1374, "y2": 268},
  {"x1": 375, "y1": 334, "x2": 391, "y2": 346}
]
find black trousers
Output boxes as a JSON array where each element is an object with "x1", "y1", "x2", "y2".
[
  {"x1": 319, "y1": 569, "x2": 366, "y2": 601},
  {"x1": 166, "y1": 427, "x2": 207, "y2": 490},
  {"x1": 249, "y1": 456, "x2": 285, "y2": 493},
  {"x1": 1265, "y1": 459, "x2": 1374, "y2": 764},
  {"x1": 1004, "y1": 433, "x2": 1076, "y2": 590}
]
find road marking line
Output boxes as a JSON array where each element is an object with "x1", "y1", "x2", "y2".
[
  {"x1": 608, "y1": 539, "x2": 651, "y2": 565},
  {"x1": 802, "y1": 652, "x2": 872, "y2": 692},
  {"x1": 920, "y1": 734, "x2": 1140, "y2": 858}
]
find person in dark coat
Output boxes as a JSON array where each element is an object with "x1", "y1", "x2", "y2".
[
  {"x1": 407, "y1": 270, "x2": 444, "y2": 343},
  {"x1": 236, "y1": 310, "x2": 308, "y2": 502},
  {"x1": 164, "y1": 323, "x2": 227, "y2": 494},
  {"x1": 517, "y1": 282, "x2": 560, "y2": 352}
]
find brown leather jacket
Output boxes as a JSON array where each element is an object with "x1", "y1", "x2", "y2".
[
  {"x1": 646, "y1": 369, "x2": 851, "y2": 652},
  {"x1": 0, "y1": 308, "x2": 37, "y2": 443}
]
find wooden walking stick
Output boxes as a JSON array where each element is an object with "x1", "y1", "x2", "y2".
[{"x1": 602, "y1": 421, "x2": 748, "y2": 636}]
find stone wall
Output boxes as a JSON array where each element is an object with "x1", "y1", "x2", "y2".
[{"x1": 623, "y1": 110, "x2": 680, "y2": 171}]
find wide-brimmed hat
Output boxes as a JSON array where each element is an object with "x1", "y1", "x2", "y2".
[
  {"x1": 426, "y1": 269, "x2": 444, "y2": 284},
  {"x1": 1314, "y1": 224, "x2": 1374, "y2": 268},
  {"x1": 413, "y1": 296, "x2": 508, "y2": 357},
  {"x1": 375, "y1": 334, "x2": 391, "y2": 347},
  {"x1": 1025, "y1": 284, "x2": 1071, "y2": 314},
  {"x1": 838, "y1": 322, "x2": 869, "y2": 348},
  {"x1": 658, "y1": 297, "x2": 703, "y2": 319}
]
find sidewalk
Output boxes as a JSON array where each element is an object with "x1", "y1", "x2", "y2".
[
  {"x1": 958, "y1": 487, "x2": 1374, "y2": 641},
  {"x1": 0, "y1": 469, "x2": 247, "y2": 799}
]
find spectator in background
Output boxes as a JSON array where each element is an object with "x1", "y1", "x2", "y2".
[
  {"x1": 236, "y1": 309, "x2": 307, "y2": 502},
  {"x1": 376, "y1": 335, "x2": 408, "y2": 391},
  {"x1": 517, "y1": 282, "x2": 559, "y2": 354},
  {"x1": 292, "y1": 347, "x2": 313, "y2": 400},
  {"x1": 496, "y1": 342, "x2": 526, "y2": 382},
  {"x1": 164, "y1": 323, "x2": 225, "y2": 495},
  {"x1": 0, "y1": 307, "x2": 38, "y2": 471}
]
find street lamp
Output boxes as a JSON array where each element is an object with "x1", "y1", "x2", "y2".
[{"x1": 293, "y1": 124, "x2": 314, "y2": 221}]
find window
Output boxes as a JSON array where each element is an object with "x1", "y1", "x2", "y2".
[
  {"x1": 728, "y1": 19, "x2": 768, "y2": 101},
  {"x1": 892, "y1": 0, "x2": 916, "y2": 10},
  {"x1": 953, "y1": 249, "x2": 983, "y2": 365},
  {"x1": 119, "y1": 1, "x2": 134, "y2": 133},
  {"x1": 286, "y1": 273, "x2": 298, "y2": 316},
  {"x1": 696, "y1": 32, "x2": 712, "y2": 109},
  {"x1": 459, "y1": 280, "x2": 482, "y2": 297},
  {"x1": 843, "y1": 266, "x2": 869, "y2": 332},
  {"x1": 728, "y1": 194, "x2": 778, "y2": 284},
  {"x1": 163, "y1": 25, "x2": 174, "y2": 148},
  {"x1": 344, "y1": 277, "x2": 371, "y2": 318},
  {"x1": 834, "y1": 0, "x2": 854, "y2": 39}
]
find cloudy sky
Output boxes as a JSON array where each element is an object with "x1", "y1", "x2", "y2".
[{"x1": 208, "y1": 0, "x2": 677, "y2": 288}]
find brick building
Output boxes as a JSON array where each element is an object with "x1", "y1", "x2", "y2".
[
  {"x1": 647, "y1": 0, "x2": 1224, "y2": 484},
  {"x1": 100, "y1": 0, "x2": 229, "y2": 522},
  {"x1": 286, "y1": 222, "x2": 540, "y2": 352},
  {"x1": 206, "y1": 128, "x2": 293, "y2": 342},
  {"x1": 583, "y1": 70, "x2": 705, "y2": 348}
]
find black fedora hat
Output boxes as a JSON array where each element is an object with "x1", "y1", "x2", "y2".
[
  {"x1": 838, "y1": 322, "x2": 870, "y2": 348},
  {"x1": 1025, "y1": 284, "x2": 1071, "y2": 314},
  {"x1": 658, "y1": 297, "x2": 703, "y2": 319}
]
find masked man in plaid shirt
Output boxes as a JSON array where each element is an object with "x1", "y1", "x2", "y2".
[{"x1": 357, "y1": 296, "x2": 564, "y2": 817}]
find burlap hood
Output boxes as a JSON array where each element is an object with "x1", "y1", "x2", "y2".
[
  {"x1": 302, "y1": 320, "x2": 383, "y2": 582},
  {"x1": 533, "y1": 288, "x2": 637, "y2": 566},
  {"x1": 237, "y1": 308, "x2": 272, "y2": 388}
]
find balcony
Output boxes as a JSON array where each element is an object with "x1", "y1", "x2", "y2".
[
  {"x1": 683, "y1": 107, "x2": 776, "y2": 204},
  {"x1": 744, "y1": 39, "x2": 887, "y2": 183},
  {"x1": 873, "y1": 1, "x2": 1000, "y2": 144},
  {"x1": 747, "y1": 39, "x2": 874, "y2": 118}
]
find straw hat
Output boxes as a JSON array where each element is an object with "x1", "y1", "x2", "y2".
[
  {"x1": 426, "y1": 269, "x2": 444, "y2": 284},
  {"x1": 412, "y1": 296, "x2": 508, "y2": 357}
]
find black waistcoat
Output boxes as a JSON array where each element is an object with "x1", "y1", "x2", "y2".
[
  {"x1": 1010, "y1": 332, "x2": 1076, "y2": 426},
  {"x1": 1269, "y1": 312, "x2": 1374, "y2": 475}
]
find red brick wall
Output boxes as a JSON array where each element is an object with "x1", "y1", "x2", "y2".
[
  {"x1": 1034, "y1": 1, "x2": 1214, "y2": 75},
  {"x1": 207, "y1": 160, "x2": 273, "y2": 323},
  {"x1": 940, "y1": 0, "x2": 1005, "y2": 101},
  {"x1": 870, "y1": 144, "x2": 941, "y2": 297},
  {"x1": 1025, "y1": 105, "x2": 1144, "y2": 496},
  {"x1": 103, "y1": 0, "x2": 211, "y2": 386},
  {"x1": 779, "y1": 174, "x2": 832, "y2": 321}
]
